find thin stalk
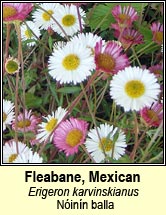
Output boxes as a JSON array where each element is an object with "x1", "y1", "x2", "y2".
[
  {"x1": 80, "y1": 82, "x2": 108, "y2": 163},
  {"x1": 76, "y1": 4, "x2": 83, "y2": 33},
  {"x1": 130, "y1": 111, "x2": 139, "y2": 161},
  {"x1": 81, "y1": 145, "x2": 96, "y2": 163},
  {"x1": 131, "y1": 47, "x2": 142, "y2": 67},
  {"x1": 15, "y1": 23, "x2": 26, "y2": 143},
  {"x1": 140, "y1": 120, "x2": 163, "y2": 162},
  {"x1": 3, "y1": 24, "x2": 11, "y2": 74},
  {"x1": 38, "y1": 71, "x2": 101, "y2": 156},
  {"x1": 145, "y1": 151, "x2": 163, "y2": 163}
]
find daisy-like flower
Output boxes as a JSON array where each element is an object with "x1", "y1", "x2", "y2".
[
  {"x1": 95, "y1": 40, "x2": 130, "y2": 74},
  {"x1": 3, "y1": 140, "x2": 31, "y2": 163},
  {"x1": 53, "y1": 117, "x2": 88, "y2": 156},
  {"x1": 36, "y1": 107, "x2": 67, "y2": 143},
  {"x1": 13, "y1": 151, "x2": 43, "y2": 163},
  {"x1": 70, "y1": 32, "x2": 103, "y2": 55},
  {"x1": 112, "y1": 5, "x2": 138, "y2": 29},
  {"x1": 12, "y1": 109, "x2": 40, "y2": 132},
  {"x1": 85, "y1": 123, "x2": 126, "y2": 163},
  {"x1": 21, "y1": 21, "x2": 41, "y2": 46},
  {"x1": 3, "y1": 3, "x2": 33, "y2": 23},
  {"x1": 110, "y1": 66, "x2": 161, "y2": 112},
  {"x1": 48, "y1": 40, "x2": 95, "y2": 84},
  {"x1": 52, "y1": 4, "x2": 85, "y2": 36},
  {"x1": 114, "y1": 28, "x2": 144, "y2": 49},
  {"x1": 32, "y1": 3, "x2": 61, "y2": 30},
  {"x1": 3, "y1": 99, "x2": 15, "y2": 131},
  {"x1": 140, "y1": 102, "x2": 163, "y2": 127},
  {"x1": 149, "y1": 64, "x2": 163, "y2": 78},
  {"x1": 150, "y1": 22, "x2": 163, "y2": 45},
  {"x1": 5, "y1": 56, "x2": 20, "y2": 74}
]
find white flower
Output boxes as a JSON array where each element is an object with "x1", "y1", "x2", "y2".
[
  {"x1": 52, "y1": 4, "x2": 85, "y2": 36},
  {"x1": 70, "y1": 32, "x2": 103, "y2": 54},
  {"x1": 110, "y1": 66, "x2": 161, "y2": 111},
  {"x1": 36, "y1": 107, "x2": 67, "y2": 143},
  {"x1": 85, "y1": 123, "x2": 126, "y2": 163},
  {"x1": 3, "y1": 140, "x2": 31, "y2": 163},
  {"x1": 32, "y1": 3, "x2": 61, "y2": 30},
  {"x1": 21, "y1": 21, "x2": 41, "y2": 46},
  {"x1": 48, "y1": 40, "x2": 95, "y2": 84},
  {"x1": 13, "y1": 151, "x2": 43, "y2": 163},
  {"x1": 3, "y1": 99, "x2": 15, "y2": 131}
]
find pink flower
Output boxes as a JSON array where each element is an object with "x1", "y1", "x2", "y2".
[
  {"x1": 12, "y1": 109, "x2": 40, "y2": 132},
  {"x1": 94, "y1": 40, "x2": 130, "y2": 74},
  {"x1": 112, "y1": 5, "x2": 138, "y2": 28},
  {"x1": 114, "y1": 28, "x2": 144, "y2": 48},
  {"x1": 53, "y1": 117, "x2": 88, "y2": 156},
  {"x1": 140, "y1": 102, "x2": 163, "y2": 127},
  {"x1": 149, "y1": 64, "x2": 163, "y2": 78},
  {"x1": 150, "y1": 22, "x2": 163, "y2": 45},
  {"x1": 3, "y1": 3, "x2": 33, "y2": 23}
]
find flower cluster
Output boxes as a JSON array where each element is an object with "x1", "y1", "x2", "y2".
[{"x1": 3, "y1": 3, "x2": 163, "y2": 164}]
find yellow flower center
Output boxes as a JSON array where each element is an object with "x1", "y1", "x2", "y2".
[
  {"x1": 8, "y1": 154, "x2": 18, "y2": 163},
  {"x1": 66, "y1": 129, "x2": 83, "y2": 147},
  {"x1": 154, "y1": 32, "x2": 163, "y2": 44},
  {"x1": 25, "y1": 29, "x2": 33, "y2": 39},
  {"x1": 3, "y1": 112, "x2": 7, "y2": 122},
  {"x1": 45, "y1": 118, "x2": 58, "y2": 132},
  {"x1": 42, "y1": 10, "x2": 54, "y2": 21},
  {"x1": 62, "y1": 14, "x2": 76, "y2": 27},
  {"x1": 96, "y1": 53, "x2": 115, "y2": 72},
  {"x1": 119, "y1": 14, "x2": 130, "y2": 23},
  {"x1": 62, "y1": 54, "x2": 80, "y2": 70},
  {"x1": 6, "y1": 59, "x2": 19, "y2": 74},
  {"x1": 3, "y1": 5, "x2": 17, "y2": 19},
  {"x1": 99, "y1": 137, "x2": 113, "y2": 152},
  {"x1": 147, "y1": 109, "x2": 159, "y2": 122},
  {"x1": 17, "y1": 119, "x2": 31, "y2": 128},
  {"x1": 125, "y1": 80, "x2": 145, "y2": 98}
]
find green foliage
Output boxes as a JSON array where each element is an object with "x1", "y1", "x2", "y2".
[
  {"x1": 25, "y1": 92, "x2": 42, "y2": 108},
  {"x1": 57, "y1": 86, "x2": 81, "y2": 94},
  {"x1": 3, "y1": 2, "x2": 163, "y2": 164},
  {"x1": 87, "y1": 3, "x2": 148, "y2": 31}
]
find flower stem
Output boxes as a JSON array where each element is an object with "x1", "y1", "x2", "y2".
[
  {"x1": 38, "y1": 71, "x2": 101, "y2": 156},
  {"x1": 15, "y1": 23, "x2": 26, "y2": 143},
  {"x1": 130, "y1": 111, "x2": 139, "y2": 161},
  {"x1": 3, "y1": 24, "x2": 11, "y2": 74},
  {"x1": 76, "y1": 4, "x2": 83, "y2": 33},
  {"x1": 140, "y1": 119, "x2": 163, "y2": 162}
]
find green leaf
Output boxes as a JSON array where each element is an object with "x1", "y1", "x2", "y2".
[
  {"x1": 48, "y1": 36, "x2": 53, "y2": 50},
  {"x1": 57, "y1": 86, "x2": 81, "y2": 94},
  {"x1": 49, "y1": 83, "x2": 60, "y2": 104},
  {"x1": 87, "y1": 3, "x2": 148, "y2": 31},
  {"x1": 25, "y1": 92, "x2": 42, "y2": 108},
  {"x1": 87, "y1": 4, "x2": 114, "y2": 31},
  {"x1": 134, "y1": 23, "x2": 159, "y2": 54},
  {"x1": 135, "y1": 23, "x2": 153, "y2": 41}
]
